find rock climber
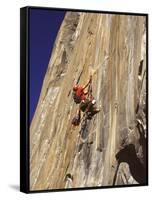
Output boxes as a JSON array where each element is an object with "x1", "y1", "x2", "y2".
[
  {"x1": 71, "y1": 74, "x2": 100, "y2": 126},
  {"x1": 71, "y1": 99, "x2": 100, "y2": 126},
  {"x1": 79, "y1": 99, "x2": 100, "y2": 119},
  {"x1": 72, "y1": 75, "x2": 92, "y2": 104}
]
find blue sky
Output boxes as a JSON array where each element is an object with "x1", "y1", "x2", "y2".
[{"x1": 29, "y1": 8, "x2": 65, "y2": 122}]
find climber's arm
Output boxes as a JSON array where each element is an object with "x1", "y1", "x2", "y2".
[
  {"x1": 84, "y1": 91, "x2": 88, "y2": 95},
  {"x1": 82, "y1": 75, "x2": 92, "y2": 90}
]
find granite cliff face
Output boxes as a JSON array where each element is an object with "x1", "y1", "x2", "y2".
[{"x1": 30, "y1": 12, "x2": 147, "y2": 190}]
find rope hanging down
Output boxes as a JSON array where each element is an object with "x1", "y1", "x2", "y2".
[{"x1": 87, "y1": 76, "x2": 93, "y2": 100}]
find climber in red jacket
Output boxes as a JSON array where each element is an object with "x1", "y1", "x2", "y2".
[
  {"x1": 72, "y1": 75, "x2": 92, "y2": 104},
  {"x1": 71, "y1": 75, "x2": 101, "y2": 126}
]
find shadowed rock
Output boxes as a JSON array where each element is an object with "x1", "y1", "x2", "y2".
[{"x1": 115, "y1": 144, "x2": 146, "y2": 184}]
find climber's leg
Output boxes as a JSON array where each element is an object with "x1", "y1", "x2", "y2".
[
  {"x1": 71, "y1": 109, "x2": 81, "y2": 126},
  {"x1": 87, "y1": 108, "x2": 100, "y2": 119},
  {"x1": 79, "y1": 99, "x2": 90, "y2": 112}
]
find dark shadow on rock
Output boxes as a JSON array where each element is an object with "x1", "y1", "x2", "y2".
[
  {"x1": 79, "y1": 118, "x2": 89, "y2": 140},
  {"x1": 115, "y1": 144, "x2": 146, "y2": 184},
  {"x1": 136, "y1": 119, "x2": 146, "y2": 165},
  {"x1": 115, "y1": 115, "x2": 147, "y2": 185},
  {"x1": 9, "y1": 184, "x2": 19, "y2": 191},
  {"x1": 138, "y1": 60, "x2": 144, "y2": 77}
]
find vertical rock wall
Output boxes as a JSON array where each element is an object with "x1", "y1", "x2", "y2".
[{"x1": 30, "y1": 12, "x2": 147, "y2": 190}]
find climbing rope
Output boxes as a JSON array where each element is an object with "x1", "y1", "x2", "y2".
[{"x1": 87, "y1": 76, "x2": 93, "y2": 100}]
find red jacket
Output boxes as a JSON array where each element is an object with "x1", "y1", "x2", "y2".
[{"x1": 75, "y1": 86, "x2": 86, "y2": 101}]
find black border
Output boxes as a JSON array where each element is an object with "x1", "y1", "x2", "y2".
[
  {"x1": 20, "y1": 6, "x2": 148, "y2": 194},
  {"x1": 20, "y1": 7, "x2": 29, "y2": 193}
]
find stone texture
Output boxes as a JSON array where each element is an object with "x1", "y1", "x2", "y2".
[{"x1": 30, "y1": 12, "x2": 147, "y2": 190}]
